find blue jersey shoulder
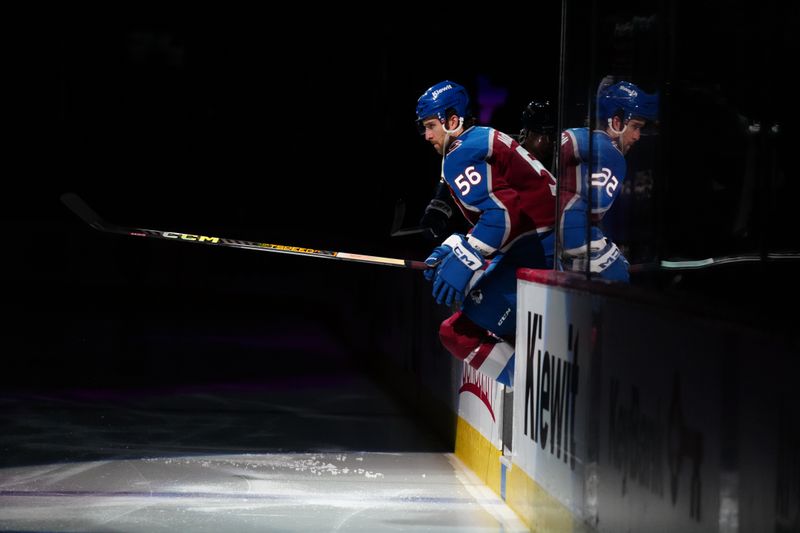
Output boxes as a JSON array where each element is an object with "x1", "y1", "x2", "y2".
[
  {"x1": 566, "y1": 128, "x2": 628, "y2": 212},
  {"x1": 442, "y1": 127, "x2": 495, "y2": 206},
  {"x1": 444, "y1": 126, "x2": 492, "y2": 172},
  {"x1": 569, "y1": 128, "x2": 626, "y2": 177}
]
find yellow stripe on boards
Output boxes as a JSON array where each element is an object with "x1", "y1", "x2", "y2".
[
  {"x1": 505, "y1": 460, "x2": 581, "y2": 532},
  {"x1": 454, "y1": 416, "x2": 502, "y2": 495},
  {"x1": 455, "y1": 416, "x2": 583, "y2": 532}
]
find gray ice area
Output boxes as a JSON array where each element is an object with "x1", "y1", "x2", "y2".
[{"x1": 0, "y1": 451, "x2": 527, "y2": 532}]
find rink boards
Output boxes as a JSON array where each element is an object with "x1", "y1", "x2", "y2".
[{"x1": 454, "y1": 269, "x2": 798, "y2": 532}]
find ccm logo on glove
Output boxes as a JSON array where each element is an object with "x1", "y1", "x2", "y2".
[
  {"x1": 426, "y1": 234, "x2": 486, "y2": 306},
  {"x1": 453, "y1": 245, "x2": 480, "y2": 268}
]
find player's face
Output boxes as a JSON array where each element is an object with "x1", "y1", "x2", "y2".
[
  {"x1": 620, "y1": 118, "x2": 646, "y2": 155},
  {"x1": 521, "y1": 131, "x2": 552, "y2": 163},
  {"x1": 421, "y1": 118, "x2": 446, "y2": 154}
]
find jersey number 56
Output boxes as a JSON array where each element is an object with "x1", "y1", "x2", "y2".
[
  {"x1": 591, "y1": 167, "x2": 619, "y2": 197},
  {"x1": 454, "y1": 166, "x2": 482, "y2": 196}
]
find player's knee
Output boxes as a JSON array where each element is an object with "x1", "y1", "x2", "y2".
[
  {"x1": 439, "y1": 311, "x2": 484, "y2": 361},
  {"x1": 438, "y1": 313, "x2": 462, "y2": 356}
]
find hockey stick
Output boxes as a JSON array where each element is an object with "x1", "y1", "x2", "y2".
[
  {"x1": 628, "y1": 252, "x2": 800, "y2": 273},
  {"x1": 389, "y1": 199, "x2": 433, "y2": 238},
  {"x1": 61, "y1": 193, "x2": 429, "y2": 271}
]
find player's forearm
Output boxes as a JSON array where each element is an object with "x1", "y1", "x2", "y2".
[{"x1": 468, "y1": 210, "x2": 509, "y2": 255}]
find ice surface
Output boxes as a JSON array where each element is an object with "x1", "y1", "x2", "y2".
[{"x1": 0, "y1": 452, "x2": 527, "y2": 532}]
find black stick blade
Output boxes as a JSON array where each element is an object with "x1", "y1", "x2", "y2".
[{"x1": 60, "y1": 193, "x2": 117, "y2": 232}]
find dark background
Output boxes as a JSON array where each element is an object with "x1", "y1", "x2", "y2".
[
  {"x1": 6, "y1": 13, "x2": 562, "y2": 390},
  {"x1": 5, "y1": 4, "x2": 799, "y2": 392}
]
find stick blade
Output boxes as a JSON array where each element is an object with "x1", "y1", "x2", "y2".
[
  {"x1": 389, "y1": 199, "x2": 435, "y2": 238},
  {"x1": 390, "y1": 226, "x2": 433, "y2": 237},
  {"x1": 60, "y1": 193, "x2": 115, "y2": 232},
  {"x1": 389, "y1": 199, "x2": 407, "y2": 235}
]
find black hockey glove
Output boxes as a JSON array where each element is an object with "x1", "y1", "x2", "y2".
[
  {"x1": 419, "y1": 181, "x2": 454, "y2": 240},
  {"x1": 419, "y1": 199, "x2": 452, "y2": 240}
]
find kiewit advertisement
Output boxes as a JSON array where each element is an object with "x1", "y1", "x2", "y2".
[
  {"x1": 512, "y1": 277, "x2": 593, "y2": 520},
  {"x1": 506, "y1": 271, "x2": 775, "y2": 532}
]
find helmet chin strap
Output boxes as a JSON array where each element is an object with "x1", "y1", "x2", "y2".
[
  {"x1": 443, "y1": 116, "x2": 464, "y2": 136},
  {"x1": 607, "y1": 117, "x2": 628, "y2": 151},
  {"x1": 441, "y1": 116, "x2": 464, "y2": 154}
]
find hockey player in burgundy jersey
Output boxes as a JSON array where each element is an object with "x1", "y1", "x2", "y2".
[
  {"x1": 416, "y1": 80, "x2": 556, "y2": 386},
  {"x1": 518, "y1": 98, "x2": 556, "y2": 170},
  {"x1": 417, "y1": 97, "x2": 556, "y2": 241},
  {"x1": 559, "y1": 80, "x2": 658, "y2": 282}
]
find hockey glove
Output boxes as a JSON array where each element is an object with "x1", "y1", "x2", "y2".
[
  {"x1": 423, "y1": 244, "x2": 452, "y2": 282},
  {"x1": 432, "y1": 234, "x2": 485, "y2": 306},
  {"x1": 419, "y1": 198, "x2": 452, "y2": 240}
]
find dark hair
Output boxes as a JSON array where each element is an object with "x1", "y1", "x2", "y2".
[{"x1": 446, "y1": 107, "x2": 476, "y2": 129}]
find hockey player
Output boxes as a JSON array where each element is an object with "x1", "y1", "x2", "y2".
[
  {"x1": 416, "y1": 80, "x2": 556, "y2": 386},
  {"x1": 518, "y1": 98, "x2": 556, "y2": 170},
  {"x1": 418, "y1": 97, "x2": 557, "y2": 240},
  {"x1": 559, "y1": 80, "x2": 658, "y2": 282}
]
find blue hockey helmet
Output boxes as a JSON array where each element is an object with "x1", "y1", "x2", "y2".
[
  {"x1": 416, "y1": 81, "x2": 470, "y2": 125},
  {"x1": 597, "y1": 81, "x2": 659, "y2": 124}
]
